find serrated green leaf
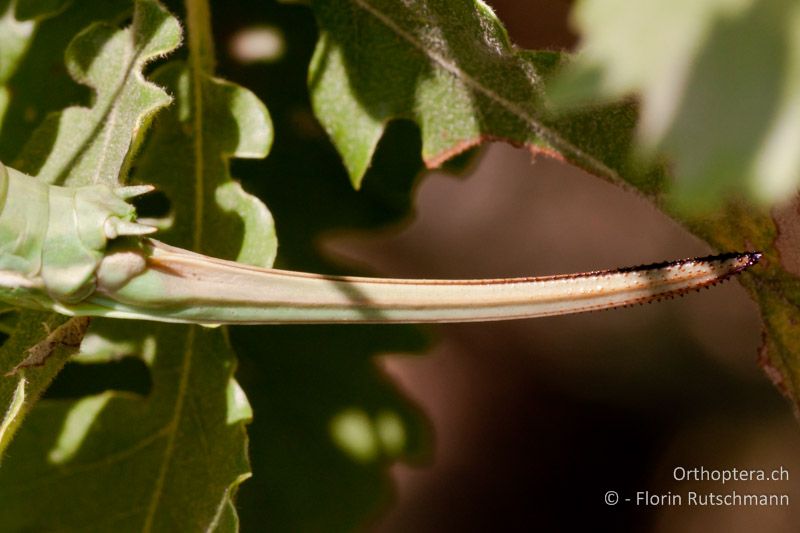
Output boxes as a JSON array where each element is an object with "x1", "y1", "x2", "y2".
[
  {"x1": 0, "y1": 0, "x2": 274, "y2": 528},
  {"x1": 0, "y1": 0, "x2": 132, "y2": 162},
  {"x1": 551, "y1": 0, "x2": 800, "y2": 208},
  {"x1": 0, "y1": 2, "x2": 274, "y2": 525},
  {"x1": 110, "y1": 55, "x2": 272, "y2": 530},
  {"x1": 137, "y1": 61, "x2": 276, "y2": 265},
  {"x1": 14, "y1": 0, "x2": 181, "y2": 186},
  {"x1": 308, "y1": 0, "x2": 610, "y2": 188},
  {"x1": 0, "y1": 0, "x2": 268, "y2": 529},
  {"x1": 0, "y1": 322, "x2": 251, "y2": 531},
  {"x1": 0, "y1": 0, "x2": 181, "y2": 465},
  {"x1": 208, "y1": 4, "x2": 433, "y2": 528}
]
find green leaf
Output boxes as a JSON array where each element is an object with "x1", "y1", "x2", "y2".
[
  {"x1": 0, "y1": 321, "x2": 253, "y2": 531},
  {"x1": 0, "y1": 0, "x2": 84, "y2": 89},
  {"x1": 0, "y1": 0, "x2": 181, "y2": 465},
  {"x1": 0, "y1": 0, "x2": 269, "y2": 528},
  {"x1": 14, "y1": 0, "x2": 181, "y2": 186},
  {"x1": 550, "y1": 0, "x2": 800, "y2": 208},
  {"x1": 0, "y1": 0, "x2": 33, "y2": 84},
  {"x1": 308, "y1": 0, "x2": 601, "y2": 188},
  {"x1": 0, "y1": 313, "x2": 87, "y2": 459},
  {"x1": 0, "y1": 0, "x2": 274, "y2": 524},
  {"x1": 0, "y1": 0, "x2": 56, "y2": 128},
  {"x1": 0, "y1": 0, "x2": 132, "y2": 162},
  {"x1": 196, "y1": 3, "x2": 433, "y2": 529},
  {"x1": 137, "y1": 62, "x2": 277, "y2": 266},
  {"x1": 0, "y1": 0, "x2": 69, "y2": 85},
  {"x1": 13, "y1": 0, "x2": 73, "y2": 21}
]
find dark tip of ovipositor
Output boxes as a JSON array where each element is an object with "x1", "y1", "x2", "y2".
[
  {"x1": 740, "y1": 251, "x2": 762, "y2": 271},
  {"x1": 719, "y1": 251, "x2": 762, "y2": 278},
  {"x1": 748, "y1": 251, "x2": 763, "y2": 266}
]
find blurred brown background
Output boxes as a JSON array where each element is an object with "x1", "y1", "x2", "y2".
[{"x1": 316, "y1": 2, "x2": 800, "y2": 531}]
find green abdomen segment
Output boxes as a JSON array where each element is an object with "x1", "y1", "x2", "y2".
[
  {"x1": 0, "y1": 163, "x2": 147, "y2": 304},
  {"x1": 0, "y1": 163, "x2": 49, "y2": 277}
]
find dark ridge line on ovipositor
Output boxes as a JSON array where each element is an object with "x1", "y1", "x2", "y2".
[
  {"x1": 613, "y1": 251, "x2": 762, "y2": 276},
  {"x1": 423, "y1": 251, "x2": 765, "y2": 287},
  {"x1": 580, "y1": 266, "x2": 755, "y2": 315}
]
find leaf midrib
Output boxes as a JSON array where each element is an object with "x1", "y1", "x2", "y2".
[{"x1": 350, "y1": 0, "x2": 620, "y2": 182}]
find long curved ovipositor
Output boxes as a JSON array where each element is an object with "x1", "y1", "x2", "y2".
[
  {"x1": 81, "y1": 242, "x2": 760, "y2": 324},
  {"x1": 0, "y1": 161, "x2": 762, "y2": 325}
]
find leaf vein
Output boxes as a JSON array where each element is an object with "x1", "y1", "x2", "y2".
[
  {"x1": 142, "y1": 327, "x2": 195, "y2": 532},
  {"x1": 351, "y1": 0, "x2": 621, "y2": 182}
]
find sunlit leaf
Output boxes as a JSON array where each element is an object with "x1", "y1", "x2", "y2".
[
  {"x1": 551, "y1": 0, "x2": 800, "y2": 208},
  {"x1": 308, "y1": 0, "x2": 612, "y2": 188},
  {"x1": 0, "y1": 0, "x2": 271, "y2": 528},
  {"x1": 0, "y1": 0, "x2": 180, "y2": 469},
  {"x1": 14, "y1": 0, "x2": 180, "y2": 186}
]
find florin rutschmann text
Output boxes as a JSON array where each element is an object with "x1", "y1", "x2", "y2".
[
  {"x1": 603, "y1": 466, "x2": 791, "y2": 508},
  {"x1": 634, "y1": 490, "x2": 788, "y2": 507}
]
